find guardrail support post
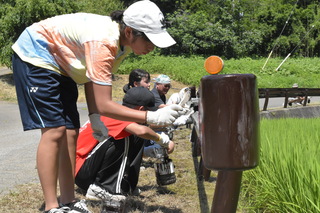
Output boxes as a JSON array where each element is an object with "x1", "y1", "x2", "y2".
[
  {"x1": 212, "y1": 171, "x2": 242, "y2": 212},
  {"x1": 263, "y1": 89, "x2": 269, "y2": 111}
]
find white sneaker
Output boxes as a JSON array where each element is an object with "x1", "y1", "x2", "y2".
[
  {"x1": 86, "y1": 184, "x2": 126, "y2": 208},
  {"x1": 65, "y1": 200, "x2": 92, "y2": 213},
  {"x1": 44, "y1": 208, "x2": 66, "y2": 213}
]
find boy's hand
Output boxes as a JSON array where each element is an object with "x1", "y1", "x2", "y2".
[
  {"x1": 167, "y1": 141, "x2": 175, "y2": 154},
  {"x1": 156, "y1": 132, "x2": 170, "y2": 147}
]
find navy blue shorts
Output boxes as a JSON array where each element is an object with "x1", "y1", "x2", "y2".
[{"x1": 12, "y1": 53, "x2": 80, "y2": 131}]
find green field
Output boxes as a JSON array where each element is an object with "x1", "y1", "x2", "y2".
[
  {"x1": 240, "y1": 118, "x2": 320, "y2": 212},
  {"x1": 118, "y1": 55, "x2": 320, "y2": 88}
]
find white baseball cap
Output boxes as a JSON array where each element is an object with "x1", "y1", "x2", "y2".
[
  {"x1": 123, "y1": 0, "x2": 176, "y2": 48},
  {"x1": 153, "y1": 74, "x2": 171, "y2": 84}
]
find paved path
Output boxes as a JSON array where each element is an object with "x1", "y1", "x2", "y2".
[
  {"x1": 0, "y1": 101, "x2": 89, "y2": 195},
  {"x1": 0, "y1": 101, "x2": 39, "y2": 195}
]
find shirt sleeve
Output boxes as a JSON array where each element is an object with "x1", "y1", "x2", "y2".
[
  {"x1": 76, "y1": 116, "x2": 133, "y2": 158},
  {"x1": 101, "y1": 116, "x2": 132, "y2": 140},
  {"x1": 84, "y1": 40, "x2": 118, "y2": 85}
]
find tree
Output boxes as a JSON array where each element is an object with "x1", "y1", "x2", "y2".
[
  {"x1": 1, "y1": 0, "x2": 320, "y2": 65},
  {"x1": 0, "y1": 0, "x2": 123, "y2": 67}
]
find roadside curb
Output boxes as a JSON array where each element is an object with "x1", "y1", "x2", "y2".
[{"x1": 260, "y1": 105, "x2": 320, "y2": 119}]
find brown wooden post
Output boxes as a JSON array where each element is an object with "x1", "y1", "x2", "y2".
[
  {"x1": 212, "y1": 171, "x2": 243, "y2": 212},
  {"x1": 199, "y1": 74, "x2": 260, "y2": 213}
]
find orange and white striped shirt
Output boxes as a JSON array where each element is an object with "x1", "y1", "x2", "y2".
[{"x1": 12, "y1": 13, "x2": 131, "y2": 85}]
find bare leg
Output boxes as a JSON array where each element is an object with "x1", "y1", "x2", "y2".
[
  {"x1": 38, "y1": 126, "x2": 66, "y2": 211},
  {"x1": 59, "y1": 128, "x2": 79, "y2": 204}
]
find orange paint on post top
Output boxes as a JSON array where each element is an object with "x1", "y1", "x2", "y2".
[{"x1": 204, "y1": 55, "x2": 224, "y2": 74}]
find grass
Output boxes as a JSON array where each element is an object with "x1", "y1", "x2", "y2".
[
  {"x1": 3, "y1": 56, "x2": 320, "y2": 102},
  {"x1": 0, "y1": 70, "x2": 16, "y2": 102},
  {"x1": 118, "y1": 55, "x2": 320, "y2": 88}
]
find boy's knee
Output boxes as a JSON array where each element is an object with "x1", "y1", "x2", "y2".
[{"x1": 41, "y1": 126, "x2": 67, "y2": 141}]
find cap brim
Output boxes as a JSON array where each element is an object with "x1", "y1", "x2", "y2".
[{"x1": 145, "y1": 31, "x2": 176, "y2": 48}]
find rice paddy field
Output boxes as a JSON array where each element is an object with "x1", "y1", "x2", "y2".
[{"x1": 239, "y1": 118, "x2": 320, "y2": 213}]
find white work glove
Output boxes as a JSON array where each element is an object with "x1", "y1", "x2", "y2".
[
  {"x1": 146, "y1": 104, "x2": 183, "y2": 126},
  {"x1": 167, "y1": 87, "x2": 191, "y2": 107},
  {"x1": 173, "y1": 108, "x2": 194, "y2": 126},
  {"x1": 89, "y1": 113, "x2": 109, "y2": 142},
  {"x1": 167, "y1": 93, "x2": 180, "y2": 105},
  {"x1": 156, "y1": 132, "x2": 170, "y2": 148},
  {"x1": 178, "y1": 87, "x2": 191, "y2": 107}
]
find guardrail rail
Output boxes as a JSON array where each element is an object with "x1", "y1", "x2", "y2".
[{"x1": 259, "y1": 88, "x2": 320, "y2": 111}]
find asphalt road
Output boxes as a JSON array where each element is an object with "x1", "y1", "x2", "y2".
[
  {"x1": 0, "y1": 101, "x2": 89, "y2": 195},
  {"x1": 0, "y1": 101, "x2": 39, "y2": 194}
]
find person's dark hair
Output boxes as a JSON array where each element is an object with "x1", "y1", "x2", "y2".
[
  {"x1": 110, "y1": 10, "x2": 124, "y2": 24},
  {"x1": 110, "y1": 10, "x2": 150, "y2": 42},
  {"x1": 123, "y1": 69, "x2": 151, "y2": 93}
]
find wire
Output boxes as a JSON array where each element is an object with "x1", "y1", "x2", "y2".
[
  {"x1": 275, "y1": 25, "x2": 315, "y2": 71},
  {"x1": 262, "y1": 0, "x2": 299, "y2": 70},
  {"x1": 289, "y1": 25, "x2": 315, "y2": 54}
]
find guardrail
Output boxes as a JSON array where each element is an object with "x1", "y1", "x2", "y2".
[
  {"x1": 190, "y1": 74, "x2": 259, "y2": 213},
  {"x1": 188, "y1": 86, "x2": 320, "y2": 212},
  {"x1": 259, "y1": 88, "x2": 320, "y2": 111}
]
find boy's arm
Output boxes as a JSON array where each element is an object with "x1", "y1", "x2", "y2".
[
  {"x1": 125, "y1": 123, "x2": 174, "y2": 153},
  {"x1": 124, "y1": 123, "x2": 160, "y2": 142}
]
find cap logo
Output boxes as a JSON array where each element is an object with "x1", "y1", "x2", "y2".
[{"x1": 160, "y1": 18, "x2": 167, "y2": 29}]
